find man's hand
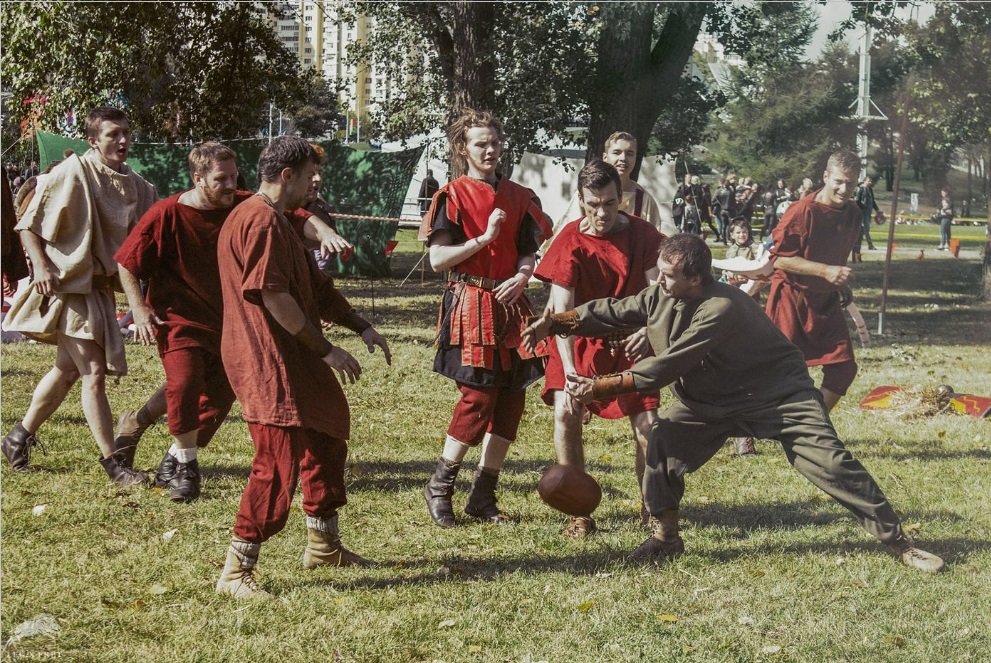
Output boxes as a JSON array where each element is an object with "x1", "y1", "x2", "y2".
[
  {"x1": 131, "y1": 303, "x2": 163, "y2": 346},
  {"x1": 317, "y1": 230, "x2": 353, "y2": 259},
  {"x1": 522, "y1": 309, "x2": 552, "y2": 353},
  {"x1": 565, "y1": 373, "x2": 595, "y2": 404},
  {"x1": 493, "y1": 273, "x2": 526, "y2": 306},
  {"x1": 323, "y1": 346, "x2": 362, "y2": 384},
  {"x1": 360, "y1": 327, "x2": 392, "y2": 365},
  {"x1": 31, "y1": 263, "x2": 59, "y2": 296},
  {"x1": 822, "y1": 264, "x2": 852, "y2": 287},
  {"x1": 622, "y1": 328, "x2": 650, "y2": 363}
]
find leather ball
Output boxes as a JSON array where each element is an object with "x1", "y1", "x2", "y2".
[{"x1": 537, "y1": 464, "x2": 602, "y2": 517}]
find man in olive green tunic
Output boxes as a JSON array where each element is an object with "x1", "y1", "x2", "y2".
[{"x1": 523, "y1": 233, "x2": 944, "y2": 573}]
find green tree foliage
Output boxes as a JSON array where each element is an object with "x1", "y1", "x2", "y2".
[
  {"x1": 1, "y1": 1, "x2": 307, "y2": 142},
  {"x1": 286, "y1": 73, "x2": 346, "y2": 140},
  {"x1": 702, "y1": 2, "x2": 863, "y2": 185},
  {"x1": 346, "y1": 1, "x2": 594, "y2": 172},
  {"x1": 888, "y1": 3, "x2": 991, "y2": 198}
]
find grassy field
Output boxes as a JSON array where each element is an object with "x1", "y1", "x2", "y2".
[{"x1": 2, "y1": 227, "x2": 989, "y2": 662}]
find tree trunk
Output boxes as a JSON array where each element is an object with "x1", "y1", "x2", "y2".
[
  {"x1": 983, "y1": 211, "x2": 991, "y2": 302},
  {"x1": 585, "y1": 5, "x2": 705, "y2": 179},
  {"x1": 443, "y1": 1, "x2": 497, "y2": 178}
]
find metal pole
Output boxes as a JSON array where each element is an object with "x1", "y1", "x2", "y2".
[
  {"x1": 857, "y1": 24, "x2": 872, "y2": 169},
  {"x1": 268, "y1": 102, "x2": 273, "y2": 143},
  {"x1": 878, "y1": 89, "x2": 912, "y2": 335}
]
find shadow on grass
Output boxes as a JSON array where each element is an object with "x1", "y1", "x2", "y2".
[
  {"x1": 288, "y1": 533, "x2": 987, "y2": 594},
  {"x1": 343, "y1": 458, "x2": 618, "y2": 496}
]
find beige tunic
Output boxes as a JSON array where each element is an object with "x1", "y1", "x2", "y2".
[{"x1": 2, "y1": 151, "x2": 157, "y2": 374}]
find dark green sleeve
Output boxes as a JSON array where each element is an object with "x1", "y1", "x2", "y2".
[{"x1": 573, "y1": 288, "x2": 655, "y2": 335}]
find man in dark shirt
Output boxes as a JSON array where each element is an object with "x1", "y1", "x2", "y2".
[{"x1": 523, "y1": 233, "x2": 944, "y2": 574}]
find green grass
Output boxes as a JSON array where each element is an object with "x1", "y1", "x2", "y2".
[{"x1": 2, "y1": 230, "x2": 990, "y2": 662}]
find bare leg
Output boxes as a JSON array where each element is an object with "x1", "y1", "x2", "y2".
[
  {"x1": 821, "y1": 388, "x2": 842, "y2": 412},
  {"x1": 552, "y1": 391, "x2": 584, "y2": 467},
  {"x1": 21, "y1": 341, "x2": 81, "y2": 433},
  {"x1": 61, "y1": 336, "x2": 115, "y2": 458},
  {"x1": 629, "y1": 409, "x2": 658, "y2": 490}
]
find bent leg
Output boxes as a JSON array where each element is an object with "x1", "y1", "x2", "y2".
[{"x1": 643, "y1": 402, "x2": 735, "y2": 518}]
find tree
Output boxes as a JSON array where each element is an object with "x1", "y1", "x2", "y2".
[
  {"x1": 347, "y1": 1, "x2": 593, "y2": 175},
  {"x1": 286, "y1": 73, "x2": 346, "y2": 140},
  {"x1": 0, "y1": 2, "x2": 308, "y2": 142}
]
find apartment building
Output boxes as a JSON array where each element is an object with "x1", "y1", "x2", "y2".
[{"x1": 263, "y1": 1, "x2": 389, "y2": 118}]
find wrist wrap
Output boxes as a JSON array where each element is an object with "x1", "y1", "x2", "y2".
[
  {"x1": 590, "y1": 372, "x2": 637, "y2": 400},
  {"x1": 295, "y1": 322, "x2": 334, "y2": 357}
]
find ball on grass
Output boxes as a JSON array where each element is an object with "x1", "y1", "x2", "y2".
[{"x1": 537, "y1": 464, "x2": 602, "y2": 517}]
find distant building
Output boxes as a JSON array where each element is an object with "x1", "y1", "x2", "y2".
[{"x1": 260, "y1": 1, "x2": 391, "y2": 126}]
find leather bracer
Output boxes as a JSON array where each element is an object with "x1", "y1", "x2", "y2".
[{"x1": 590, "y1": 372, "x2": 637, "y2": 400}]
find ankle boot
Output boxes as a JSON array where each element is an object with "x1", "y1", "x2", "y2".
[
  {"x1": 99, "y1": 455, "x2": 148, "y2": 487},
  {"x1": 423, "y1": 457, "x2": 461, "y2": 528},
  {"x1": 302, "y1": 514, "x2": 377, "y2": 569},
  {"x1": 113, "y1": 410, "x2": 151, "y2": 468},
  {"x1": 3, "y1": 423, "x2": 44, "y2": 472},
  {"x1": 216, "y1": 536, "x2": 272, "y2": 600},
  {"x1": 734, "y1": 437, "x2": 757, "y2": 457},
  {"x1": 464, "y1": 467, "x2": 511, "y2": 525},
  {"x1": 629, "y1": 509, "x2": 684, "y2": 560},
  {"x1": 154, "y1": 451, "x2": 179, "y2": 489}
]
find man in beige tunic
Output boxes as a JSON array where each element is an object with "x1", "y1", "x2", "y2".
[{"x1": 2, "y1": 107, "x2": 157, "y2": 485}]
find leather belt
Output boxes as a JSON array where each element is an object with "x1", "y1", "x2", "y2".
[
  {"x1": 91, "y1": 273, "x2": 122, "y2": 292},
  {"x1": 448, "y1": 271, "x2": 499, "y2": 290}
]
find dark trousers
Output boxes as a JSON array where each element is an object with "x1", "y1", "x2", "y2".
[
  {"x1": 852, "y1": 212, "x2": 875, "y2": 253},
  {"x1": 643, "y1": 390, "x2": 904, "y2": 544}
]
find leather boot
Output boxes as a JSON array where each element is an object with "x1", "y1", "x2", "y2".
[
  {"x1": 464, "y1": 467, "x2": 511, "y2": 525},
  {"x1": 734, "y1": 437, "x2": 757, "y2": 457},
  {"x1": 629, "y1": 509, "x2": 685, "y2": 561},
  {"x1": 99, "y1": 455, "x2": 148, "y2": 487},
  {"x1": 423, "y1": 457, "x2": 461, "y2": 528},
  {"x1": 302, "y1": 514, "x2": 377, "y2": 569},
  {"x1": 112, "y1": 410, "x2": 150, "y2": 469},
  {"x1": 216, "y1": 536, "x2": 272, "y2": 600},
  {"x1": 154, "y1": 451, "x2": 179, "y2": 489},
  {"x1": 169, "y1": 459, "x2": 201, "y2": 503},
  {"x1": 2, "y1": 423, "x2": 44, "y2": 472}
]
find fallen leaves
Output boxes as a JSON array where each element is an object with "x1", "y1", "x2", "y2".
[
  {"x1": 656, "y1": 613, "x2": 679, "y2": 623},
  {"x1": 577, "y1": 599, "x2": 594, "y2": 613},
  {"x1": 32, "y1": 504, "x2": 47, "y2": 516}
]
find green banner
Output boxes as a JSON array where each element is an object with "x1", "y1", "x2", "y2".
[{"x1": 36, "y1": 131, "x2": 422, "y2": 277}]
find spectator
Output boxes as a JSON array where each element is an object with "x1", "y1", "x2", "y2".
[
  {"x1": 936, "y1": 188, "x2": 954, "y2": 251},
  {"x1": 1, "y1": 107, "x2": 157, "y2": 484},
  {"x1": 852, "y1": 175, "x2": 880, "y2": 261},
  {"x1": 418, "y1": 168, "x2": 439, "y2": 214}
]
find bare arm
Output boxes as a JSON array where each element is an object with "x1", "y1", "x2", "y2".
[
  {"x1": 428, "y1": 208, "x2": 504, "y2": 272},
  {"x1": 493, "y1": 252, "x2": 534, "y2": 305},
  {"x1": 118, "y1": 264, "x2": 162, "y2": 346},
  {"x1": 549, "y1": 283, "x2": 584, "y2": 417},
  {"x1": 260, "y1": 289, "x2": 362, "y2": 384},
  {"x1": 773, "y1": 255, "x2": 851, "y2": 287},
  {"x1": 302, "y1": 214, "x2": 352, "y2": 257},
  {"x1": 18, "y1": 230, "x2": 58, "y2": 296}
]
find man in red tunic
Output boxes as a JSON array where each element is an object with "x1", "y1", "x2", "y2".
[
  {"x1": 215, "y1": 137, "x2": 391, "y2": 600},
  {"x1": 114, "y1": 143, "x2": 350, "y2": 502},
  {"x1": 766, "y1": 150, "x2": 863, "y2": 411},
  {"x1": 421, "y1": 108, "x2": 551, "y2": 529},
  {"x1": 535, "y1": 160, "x2": 663, "y2": 538}
]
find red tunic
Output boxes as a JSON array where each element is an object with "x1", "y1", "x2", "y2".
[
  {"x1": 115, "y1": 191, "x2": 254, "y2": 355},
  {"x1": 766, "y1": 191, "x2": 861, "y2": 366},
  {"x1": 534, "y1": 214, "x2": 663, "y2": 418},
  {"x1": 425, "y1": 177, "x2": 550, "y2": 375},
  {"x1": 217, "y1": 195, "x2": 362, "y2": 439},
  {"x1": 430, "y1": 176, "x2": 552, "y2": 280}
]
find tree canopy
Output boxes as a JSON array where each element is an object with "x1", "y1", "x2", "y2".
[{"x1": 1, "y1": 1, "x2": 308, "y2": 142}]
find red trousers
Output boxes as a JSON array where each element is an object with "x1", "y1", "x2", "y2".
[
  {"x1": 161, "y1": 347, "x2": 235, "y2": 446},
  {"x1": 820, "y1": 359, "x2": 858, "y2": 396},
  {"x1": 447, "y1": 383, "x2": 526, "y2": 446},
  {"x1": 233, "y1": 423, "x2": 348, "y2": 543}
]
